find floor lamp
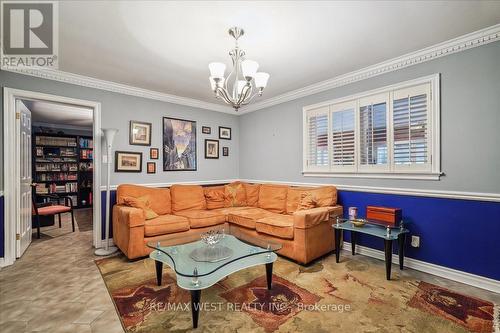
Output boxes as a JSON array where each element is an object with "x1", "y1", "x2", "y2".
[{"x1": 95, "y1": 128, "x2": 119, "y2": 256}]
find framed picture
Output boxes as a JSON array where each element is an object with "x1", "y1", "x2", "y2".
[
  {"x1": 115, "y1": 151, "x2": 142, "y2": 172},
  {"x1": 202, "y1": 126, "x2": 211, "y2": 134},
  {"x1": 163, "y1": 117, "x2": 197, "y2": 171},
  {"x1": 147, "y1": 162, "x2": 156, "y2": 174},
  {"x1": 222, "y1": 146, "x2": 229, "y2": 156},
  {"x1": 150, "y1": 148, "x2": 159, "y2": 159},
  {"x1": 219, "y1": 126, "x2": 232, "y2": 140},
  {"x1": 205, "y1": 139, "x2": 219, "y2": 159},
  {"x1": 129, "y1": 121, "x2": 152, "y2": 146}
]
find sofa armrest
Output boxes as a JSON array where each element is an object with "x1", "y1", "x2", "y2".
[
  {"x1": 293, "y1": 205, "x2": 343, "y2": 229},
  {"x1": 293, "y1": 207, "x2": 330, "y2": 229},
  {"x1": 114, "y1": 205, "x2": 145, "y2": 228}
]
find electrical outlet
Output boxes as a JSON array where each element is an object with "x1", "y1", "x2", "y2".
[{"x1": 411, "y1": 235, "x2": 420, "y2": 248}]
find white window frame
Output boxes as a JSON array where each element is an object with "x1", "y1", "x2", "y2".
[{"x1": 302, "y1": 74, "x2": 441, "y2": 180}]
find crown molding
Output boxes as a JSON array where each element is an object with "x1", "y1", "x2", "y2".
[
  {"x1": 0, "y1": 67, "x2": 235, "y2": 114},
  {"x1": 240, "y1": 23, "x2": 500, "y2": 114},
  {"x1": 1, "y1": 24, "x2": 499, "y2": 115}
]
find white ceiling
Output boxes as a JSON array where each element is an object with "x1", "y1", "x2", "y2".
[
  {"x1": 24, "y1": 100, "x2": 93, "y2": 128},
  {"x1": 58, "y1": 1, "x2": 500, "y2": 104}
]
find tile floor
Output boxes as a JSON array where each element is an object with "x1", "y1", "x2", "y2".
[{"x1": 1, "y1": 211, "x2": 498, "y2": 333}]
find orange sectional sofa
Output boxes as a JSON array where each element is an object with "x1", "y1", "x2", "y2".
[{"x1": 112, "y1": 182, "x2": 343, "y2": 264}]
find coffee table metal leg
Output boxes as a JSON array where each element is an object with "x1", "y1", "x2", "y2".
[
  {"x1": 266, "y1": 263, "x2": 273, "y2": 290},
  {"x1": 334, "y1": 228, "x2": 341, "y2": 263},
  {"x1": 155, "y1": 260, "x2": 163, "y2": 286},
  {"x1": 384, "y1": 240, "x2": 392, "y2": 280},
  {"x1": 190, "y1": 289, "x2": 201, "y2": 328},
  {"x1": 398, "y1": 234, "x2": 406, "y2": 270},
  {"x1": 351, "y1": 231, "x2": 356, "y2": 255}
]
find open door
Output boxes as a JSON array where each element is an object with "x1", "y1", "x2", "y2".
[{"x1": 16, "y1": 100, "x2": 32, "y2": 257}]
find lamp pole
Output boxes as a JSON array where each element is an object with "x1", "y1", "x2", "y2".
[{"x1": 95, "y1": 128, "x2": 119, "y2": 256}]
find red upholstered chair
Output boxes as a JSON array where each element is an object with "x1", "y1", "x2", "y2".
[{"x1": 32, "y1": 190, "x2": 75, "y2": 239}]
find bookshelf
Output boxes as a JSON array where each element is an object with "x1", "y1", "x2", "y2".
[{"x1": 33, "y1": 133, "x2": 93, "y2": 208}]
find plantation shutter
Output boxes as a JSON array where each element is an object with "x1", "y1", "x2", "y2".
[
  {"x1": 393, "y1": 84, "x2": 431, "y2": 170},
  {"x1": 306, "y1": 108, "x2": 329, "y2": 170},
  {"x1": 331, "y1": 103, "x2": 356, "y2": 170},
  {"x1": 359, "y1": 93, "x2": 389, "y2": 169}
]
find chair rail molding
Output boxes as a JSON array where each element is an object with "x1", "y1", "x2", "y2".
[
  {"x1": 1, "y1": 24, "x2": 499, "y2": 115},
  {"x1": 343, "y1": 242, "x2": 500, "y2": 294},
  {"x1": 100, "y1": 179, "x2": 239, "y2": 191},
  {"x1": 240, "y1": 179, "x2": 500, "y2": 202}
]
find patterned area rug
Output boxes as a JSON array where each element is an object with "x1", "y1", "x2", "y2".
[{"x1": 95, "y1": 253, "x2": 499, "y2": 333}]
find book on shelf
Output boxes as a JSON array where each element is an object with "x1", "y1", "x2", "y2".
[
  {"x1": 36, "y1": 136, "x2": 77, "y2": 147},
  {"x1": 79, "y1": 137, "x2": 93, "y2": 148}
]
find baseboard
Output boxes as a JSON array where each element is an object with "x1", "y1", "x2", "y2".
[
  {"x1": 0, "y1": 258, "x2": 5, "y2": 268},
  {"x1": 343, "y1": 241, "x2": 500, "y2": 293}
]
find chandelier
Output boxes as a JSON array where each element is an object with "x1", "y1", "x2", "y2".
[{"x1": 208, "y1": 27, "x2": 270, "y2": 111}]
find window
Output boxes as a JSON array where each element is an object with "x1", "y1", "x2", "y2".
[{"x1": 303, "y1": 74, "x2": 440, "y2": 180}]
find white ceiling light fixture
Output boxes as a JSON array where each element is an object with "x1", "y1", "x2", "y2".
[{"x1": 209, "y1": 27, "x2": 270, "y2": 111}]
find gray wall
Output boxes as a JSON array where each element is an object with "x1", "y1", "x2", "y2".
[
  {"x1": 239, "y1": 41, "x2": 500, "y2": 194},
  {"x1": 0, "y1": 71, "x2": 239, "y2": 188}
]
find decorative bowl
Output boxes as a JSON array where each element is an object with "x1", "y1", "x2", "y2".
[
  {"x1": 200, "y1": 229, "x2": 224, "y2": 247},
  {"x1": 351, "y1": 219, "x2": 367, "y2": 227}
]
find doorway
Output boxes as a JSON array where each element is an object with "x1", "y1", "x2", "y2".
[{"x1": 2, "y1": 88, "x2": 102, "y2": 266}]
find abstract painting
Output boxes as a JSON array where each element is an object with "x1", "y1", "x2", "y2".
[{"x1": 163, "y1": 117, "x2": 197, "y2": 171}]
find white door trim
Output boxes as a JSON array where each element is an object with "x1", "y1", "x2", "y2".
[{"x1": 2, "y1": 87, "x2": 102, "y2": 267}]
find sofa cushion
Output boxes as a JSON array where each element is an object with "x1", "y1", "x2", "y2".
[
  {"x1": 144, "y1": 214, "x2": 190, "y2": 237},
  {"x1": 258, "y1": 184, "x2": 289, "y2": 213},
  {"x1": 243, "y1": 183, "x2": 260, "y2": 207},
  {"x1": 296, "y1": 193, "x2": 316, "y2": 211},
  {"x1": 174, "y1": 209, "x2": 226, "y2": 228},
  {"x1": 256, "y1": 214, "x2": 294, "y2": 240},
  {"x1": 228, "y1": 207, "x2": 277, "y2": 229},
  {"x1": 170, "y1": 185, "x2": 207, "y2": 212},
  {"x1": 286, "y1": 187, "x2": 316, "y2": 214},
  {"x1": 224, "y1": 182, "x2": 247, "y2": 207},
  {"x1": 310, "y1": 186, "x2": 337, "y2": 207},
  {"x1": 204, "y1": 186, "x2": 226, "y2": 210},
  {"x1": 117, "y1": 184, "x2": 171, "y2": 215},
  {"x1": 122, "y1": 195, "x2": 158, "y2": 220}
]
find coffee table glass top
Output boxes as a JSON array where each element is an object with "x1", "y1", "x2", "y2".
[
  {"x1": 147, "y1": 226, "x2": 281, "y2": 279},
  {"x1": 332, "y1": 218, "x2": 409, "y2": 240}
]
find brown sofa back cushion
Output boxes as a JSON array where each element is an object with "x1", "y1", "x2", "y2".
[
  {"x1": 258, "y1": 184, "x2": 289, "y2": 213},
  {"x1": 204, "y1": 186, "x2": 226, "y2": 210},
  {"x1": 286, "y1": 186, "x2": 337, "y2": 214},
  {"x1": 116, "y1": 184, "x2": 171, "y2": 215},
  {"x1": 286, "y1": 187, "x2": 316, "y2": 214},
  {"x1": 243, "y1": 183, "x2": 260, "y2": 207},
  {"x1": 170, "y1": 184, "x2": 207, "y2": 212},
  {"x1": 224, "y1": 182, "x2": 247, "y2": 207}
]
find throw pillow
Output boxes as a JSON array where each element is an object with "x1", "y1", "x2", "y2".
[
  {"x1": 296, "y1": 193, "x2": 316, "y2": 211},
  {"x1": 204, "y1": 186, "x2": 226, "y2": 210},
  {"x1": 122, "y1": 195, "x2": 159, "y2": 220},
  {"x1": 224, "y1": 182, "x2": 247, "y2": 207}
]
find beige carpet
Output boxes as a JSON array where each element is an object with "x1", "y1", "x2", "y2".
[{"x1": 96, "y1": 253, "x2": 498, "y2": 333}]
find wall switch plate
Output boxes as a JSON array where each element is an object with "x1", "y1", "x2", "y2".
[
  {"x1": 411, "y1": 235, "x2": 420, "y2": 248},
  {"x1": 102, "y1": 155, "x2": 108, "y2": 163}
]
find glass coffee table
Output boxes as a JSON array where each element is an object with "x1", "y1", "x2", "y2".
[
  {"x1": 147, "y1": 227, "x2": 282, "y2": 328},
  {"x1": 332, "y1": 218, "x2": 409, "y2": 280}
]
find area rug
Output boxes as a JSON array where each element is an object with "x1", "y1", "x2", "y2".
[{"x1": 95, "y1": 253, "x2": 499, "y2": 333}]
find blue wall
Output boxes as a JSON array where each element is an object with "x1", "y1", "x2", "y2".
[{"x1": 338, "y1": 191, "x2": 500, "y2": 281}]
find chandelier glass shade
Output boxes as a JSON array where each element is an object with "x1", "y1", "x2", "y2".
[{"x1": 209, "y1": 27, "x2": 269, "y2": 111}]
